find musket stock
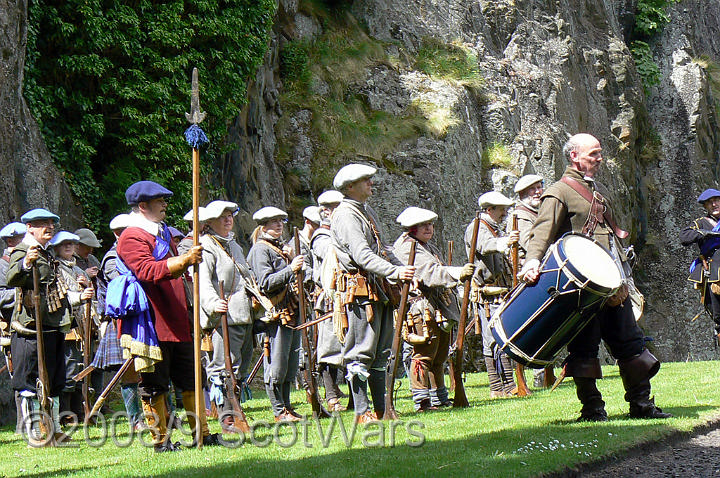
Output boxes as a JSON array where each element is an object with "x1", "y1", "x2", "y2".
[
  {"x1": 453, "y1": 213, "x2": 480, "y2": 408},
  {"x1": 384, "y1": 239, "x2": 416, "y2": 420},
  {"x1": 294, "y1": 228, "x2": 330, "y2": 419},
  {"x1": 219, "y1": 281, "x2": 250, "y2": 432}
]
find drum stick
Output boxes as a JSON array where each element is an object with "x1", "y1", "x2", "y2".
[{"x1": 447, "y1": 240, "x2": 454, "y2": 265}]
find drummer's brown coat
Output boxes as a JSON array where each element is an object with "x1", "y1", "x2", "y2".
[{"x1": 526, "y1": 166, "x2": 617, "y2": 263}]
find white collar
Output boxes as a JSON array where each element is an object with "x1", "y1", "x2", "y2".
[{"x1": 127, "y1": 211, "x2": 161, "y2": 236}]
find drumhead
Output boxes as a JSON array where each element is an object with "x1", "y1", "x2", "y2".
[{"x1": 561, "y1": 235, "x2": 622, "y2": 289}]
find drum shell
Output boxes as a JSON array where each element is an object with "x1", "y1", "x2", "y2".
[{"x1": 490, "y1": 234, "x2": 619, "y2": 368}]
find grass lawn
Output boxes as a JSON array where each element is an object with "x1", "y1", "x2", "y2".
[{"x1": 1, "y1": 360, "x2": 718, "y2": 478}]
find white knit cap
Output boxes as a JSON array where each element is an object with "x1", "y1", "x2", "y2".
[
  {"x1": 396, "y1": 207, "x2": 438, "y2": 228},
  {"x1": 332, "y1": 164, "x2": 377, "y2": 190}
]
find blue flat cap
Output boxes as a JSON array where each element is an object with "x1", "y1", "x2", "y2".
[
  {"x1": 167, "y1": 226, "x2": 185, "y2": 239},
  {"x1": 0, "y1": 222, "x2": 26, "y2": 239},
  {"x1": 20, "y1": 208, "x2": 60, "y2": 224},
  {"x1": 49, "y1": 231, "x2": 80, "y2": 247},
  {"x1": 698, "y1": 188, "x2": 720, "y2": 203},
  {"x1": 125, "y1": 181, "x2": 173, "y2": 205}
]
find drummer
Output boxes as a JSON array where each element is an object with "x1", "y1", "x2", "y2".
[
  {"x1": 464, "y1": 191, "x2": 519, "y2": 398},
  {"x1": 521, "y1": 133, "x2": 671, "y2": 421}
]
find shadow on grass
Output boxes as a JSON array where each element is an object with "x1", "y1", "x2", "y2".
[{"x1": 125, "y1": 418, "x2": 703, "y2": 478}]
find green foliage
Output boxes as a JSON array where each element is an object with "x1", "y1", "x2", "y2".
[
  {"x1": 630, "y1": 0, "x2": 680, "y2": 94},
  {"x1": 24, "y1": 0, "x2": 276, "y2": 232},
  {"x1": 631, "y1": 40, "x2": 662, "y2": 94},
  {"x1": 634, "y1": 0, "x2": 679, "y2": 38},
  {"x1": 414, "y1": 38, "x2": 483, "y2": 88},
  {"x1": 482, "y1": 142, "x2": 514, "y2": 170},
  {"x1": 280, "y1": 41, "x2": 312, "y2": 86}
]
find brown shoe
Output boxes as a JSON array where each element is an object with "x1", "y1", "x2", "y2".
[
  {"x1": 275, "y1": 408, "x2": 302, "y2": 422},
  {"x1": 54, "y1": 432, "x2": 72, "y2": 444},
  {"x1": 354, "y1": 410, "x2": 379, "y2": 425},
  {"x1": 327, "y1": 398, "x2": 346, "y2": 412}
]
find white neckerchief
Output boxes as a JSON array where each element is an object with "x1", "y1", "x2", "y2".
[{"x1": 127, "y1": 211, "x2": 160, "y2": 236}]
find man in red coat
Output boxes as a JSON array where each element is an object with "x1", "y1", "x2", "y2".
[{"x1": 117, "y1": 180, "x2": 220, "y2": 451}]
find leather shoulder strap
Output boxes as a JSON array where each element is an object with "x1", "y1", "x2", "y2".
[{"x1": 559, "y1": 176, "x2": 629, "y2": 239}]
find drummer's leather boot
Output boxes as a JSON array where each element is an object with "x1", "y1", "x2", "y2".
[
  {"x1": 619, "y1": 350, "x2": 672, "y2": 419},
  {"x1": 574, "y1": 377, "x2": 607, "y2": 422}
]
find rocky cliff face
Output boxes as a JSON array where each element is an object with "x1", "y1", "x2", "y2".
[
  {"x1": 0, "y1": 0, "x2": 82, "y2": 425},
  {"x1": 221, "y1": 0, "x2": 720, "y2": 362},
  {"x1": 643, "y1": 0, "x2": 720, "y2": 360}
]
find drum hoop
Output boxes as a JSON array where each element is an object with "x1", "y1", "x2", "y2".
[{"x1": 551, "y1": 247, "x2": 616, "y2": 296}]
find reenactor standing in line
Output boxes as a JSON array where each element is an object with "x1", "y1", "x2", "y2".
[
  {"x1": 311, "y1": 190, "x2": 347, "y2": 411},
  {"x1": 49, "y1": 232, "x2": 94, "y2": 423},
  {"x1": 330, "y1": 164, "x2": 415, "y2": 423},
  {"x1": 198, "y1": 200, "x2": 254, "y2": 433},
  {"x1": 247, "y1": 206, "x2": 305, "y2": 422},
  {"x1": 8, "y1": 209, "x2": 71, "y2": 443},
  {"x1": 0, "y1": 222, "x2": 27, "y2": 434},
  {"x1": 117, "y1": 181, "x2": 221, "y2": 451},
  {"x1": 465, "y1": 191, "x2": 519, "y2": 398},
  {"x1": 393, "y1": 207, "x2": 474, "y2": 411}
]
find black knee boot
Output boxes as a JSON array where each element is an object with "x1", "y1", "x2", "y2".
[
  {"x1": 619, "y1": 350, "x2": 672, "y2": 419},
  {"x1": 574, "y1": 377, "x2": 607, "y2": 422}
]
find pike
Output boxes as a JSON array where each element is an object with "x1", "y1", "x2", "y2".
[
  {"x1": 453, "y1": 213, "x2": 479, "y2": 408},
  {"x1": 510, "y1": 214, "x2": 531, "y2": 397},
  {"x1": 185, "y1": 67, "x2": 206, "y2": 448},
  {"x1": 383, "y1": 239, "x2": 416, "y2": 420},
  {"x1": 218, "y1": 281, "x2": 250, "y2": 433},
  {"x1": 294, "y1": 228, "x2": 331, "y2": 419},
  {"x1": 32, "y1": 264, "x2": 56, "y2": 446}
]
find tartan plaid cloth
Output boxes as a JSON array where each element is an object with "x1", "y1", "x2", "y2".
[{"x1": 91, "y1": 320, "x2": 124, "y2": 371}]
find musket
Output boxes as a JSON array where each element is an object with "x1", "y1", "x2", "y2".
[
  {"x1": 447, "y1": 240, "x2": 457, "y2": 391},
  {"x1": 32, "y1": 263, "x2": 56, "y2": 446},
  {"x1": 87, "y1": 357, "x2": 132, "y2": 420},
  {"x1": 219, "y1": 281, "x2": 250, "y2": 432},
  {"x1": 293, "y1": 310, "x2": 332, "y2": 330},
  {"x1": 81, "y1": 299, "x2": 92, "y2": 419},
  {"x1": 186, "y1": 67, "x2": 205, "y2": 448},
  {"x1": 246, "y1": 353, "x2": 264, "y2": 385},
  {"x1": 454, "y1": 213, "x2": 479, "y2": 408},
  {"x1": 294, "y1": 228, "x2": 331, "y2": 419},
  {"x1": 384, "y1": 239, "x2": 416, "y2": 420},
  {"x1": 511, "y1": 214, "x2": 531, "y2": 397}
]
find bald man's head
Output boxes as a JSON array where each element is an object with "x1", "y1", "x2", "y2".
[{"x1": 563, "y1": 133, "x2": 603, "y2": 178}]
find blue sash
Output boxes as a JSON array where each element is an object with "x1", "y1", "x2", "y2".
[{"x1": 105, "y1": 257, "x2": 162, "y2": 373}]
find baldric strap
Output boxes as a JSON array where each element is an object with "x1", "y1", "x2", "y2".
[{"x1": 559, "y1": 176, "x2": 629, "y2": 239}]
